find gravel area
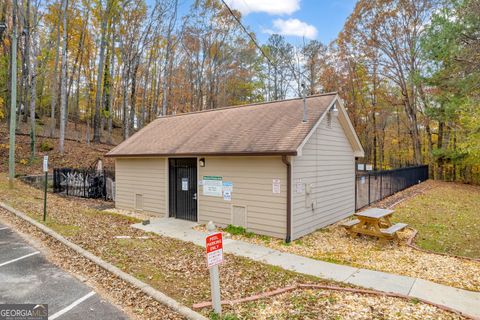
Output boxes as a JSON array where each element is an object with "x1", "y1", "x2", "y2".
[
  {"x1": 220, "y1": 288, "x2": 464, "y2": 320},
  {"x1": 196, "y1": 181, "x2": 480, "y2": 292}
]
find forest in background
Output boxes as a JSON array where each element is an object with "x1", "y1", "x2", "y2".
[{"x1": 0, "y1": 0, "x2": 479, "y2": 183}]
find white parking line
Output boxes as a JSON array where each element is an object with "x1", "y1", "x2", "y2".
[
  {"x1": 49, "y1": 291, "x2": 96, "y2": 320},
  {"x1": 0, "y1": 227, "x2": 9, "y2": 231},
  {"x1": 0, "y1": 251, "x2": 40, "y2": 267}
]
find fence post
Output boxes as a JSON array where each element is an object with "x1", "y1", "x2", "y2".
[
  {"x1": 66, "y1": 169, "x2": 69, "y2": 196},
  {"x1": 368, "y1": 173, "x2": 372, "y2": 205},
  {"x1": 104, "y1": 170, "x2": 107, "y2": 201},
  {"x1": 380, "y1": 172, "x2": 383, "y2": 200}
]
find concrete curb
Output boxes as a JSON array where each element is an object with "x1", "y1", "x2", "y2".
[{"x1": 0, "y1": 202, "x2": 207, "y2": 320}]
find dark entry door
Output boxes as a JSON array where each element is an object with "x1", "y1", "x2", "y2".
[{"x1": 169, "y1": 158, "x2": 197, "y2": 221}]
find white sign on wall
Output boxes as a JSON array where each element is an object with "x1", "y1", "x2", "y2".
[
  {"x1": 203, "y1": 176, "x2": 223, "y2": 197},
  {"x1": 357, "y1": 164, "x2": 365, "y2": 171},
  {"x1": 222, "y1": 181, "x2": 233, "y2": 192},
  {"x1": 272, "y1": 179, "x2": 281, "y2": 194},
  {"x1": 295, "y1": 182, "x2": 304, "y2": 194},
  {"x1": 222, "y1": 181, "x2": 233, "y2": 201},
  {"x1": 366, "y1": 164, "x2": 373, "y2": 171},
  {"x1": 223, "y1": 190, "x2": 231, "y2": 201}
]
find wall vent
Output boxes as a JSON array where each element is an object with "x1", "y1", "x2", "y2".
[
  {"x1": 135, "y1": 194, "x2": 144, "y2": 211},
  {"x1": 231, "y1": 205, "x2": 247, "y2": 228}
]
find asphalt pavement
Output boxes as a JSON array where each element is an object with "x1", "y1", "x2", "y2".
[{"x1": 0, "y1": 222, "x2": 129, "y2": 320}]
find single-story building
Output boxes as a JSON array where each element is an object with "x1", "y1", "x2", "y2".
[{"x1": 106, "y1": 92, "x2": 364, "y2": 241}]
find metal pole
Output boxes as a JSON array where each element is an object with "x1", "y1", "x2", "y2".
[
  {"x1": 43, "y1": 171, "x2": 47, "y2": 221},
  {"x1": 301, "y1": 82, "x2": 307, "y2": 122},
  {"x1": 9, "y1": 0, "x2": 18, "y2": 188},
  {"x1": 206, "y1": 221, "x2": 222, "y2": 315}
]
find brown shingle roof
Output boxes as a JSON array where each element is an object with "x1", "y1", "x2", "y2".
[{"x1": 106, "y1": 93, "x2": 337, "y2": 157}]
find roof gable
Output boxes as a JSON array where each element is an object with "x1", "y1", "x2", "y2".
[{"x1": 296, "y1": 95, "x2": 365, "y2": 158}]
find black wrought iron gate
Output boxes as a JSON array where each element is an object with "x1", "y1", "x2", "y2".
[{"x1": 169, "y1": 158, "x2": 198, "y2": 221}]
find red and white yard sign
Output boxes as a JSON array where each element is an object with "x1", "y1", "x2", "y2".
[{"x1": 206, "y1": 232, "x2": 223, "y2": 268}]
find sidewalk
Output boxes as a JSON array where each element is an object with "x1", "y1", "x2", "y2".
[{"x1": 133, "y1": 218, "x2": 480, "y2": 318}]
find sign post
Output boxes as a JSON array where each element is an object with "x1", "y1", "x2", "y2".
[
  {"x1": 206, "y1": 221, "x2": 223, "y2": 315},
  {"x1": 43, "y1": 156, "x2": 48, "y2": 222}
]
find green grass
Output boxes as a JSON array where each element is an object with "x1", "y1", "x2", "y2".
[
  {"x1": 224, "y1": 224, "x2": 255, "y2": 238},
  {"x1": 394, "y1": 182, "x2": 480, "y2": 258}
]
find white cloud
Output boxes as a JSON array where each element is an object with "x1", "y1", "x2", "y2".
[
  {"x1": 266, "y1": 18, "x2": 318, "y2": 39},
  {"x1": 225, "y1": 0, "x2": 300, "y2": 16}
]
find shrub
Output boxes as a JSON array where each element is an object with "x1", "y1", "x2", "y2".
[{"x1": 39, "y1": 140, "x2": 54, "y2": 152}]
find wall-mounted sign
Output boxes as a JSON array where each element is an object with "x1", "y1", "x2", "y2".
[
  {"x1": 203, "y1": 176, "x2": 223, "y2": 197},
  {"x1": 366, "y1": 164, "x2": 373, "y2": 171},
  {"x1": 272, "y1": 179, "x2": 281, "y2": 194},
  {"x1": 357, "y1": 164, "x2": 365, "y2": 171},
  {"x1": 295, "y1": 182, "x2": 304, "y2": 194},
  {"x1": 222, "y1": 181, "x2": 233, "y2": 201},
  {"x1": 182, "y1": 178, "x2": 189, "y2": 191},
  {"x1": 223, "y1": 190, "x2": 232, "y2": 201},
  {"x1": 222, "y1": 181, "x2": 233, "y2": 192}
]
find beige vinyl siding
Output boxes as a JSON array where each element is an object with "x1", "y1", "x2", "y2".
[
  {"x1": 115, "y1": 158, "x2": 167, "y2": 216},
  {"x1": 198, "y1": 156, "x2": 287, "y2": 238},
  {"x1": 291, "y1": 114, "x2": 355, "y2": 240}
]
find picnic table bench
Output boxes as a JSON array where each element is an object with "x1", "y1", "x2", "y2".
[{"x1": 342, "y1": 208, "x2": 407, "y2": 241}]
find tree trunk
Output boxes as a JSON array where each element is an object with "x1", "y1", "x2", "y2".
[
  {"x1": 106, "y1": 21, "x2": 115, "y2": 144},
  {"x1": 129, "y1": 57, "x2": 139, "y2": 133},
  {"x1": 50, "y1": 9, "x2": 61, "y2": 137},
  {"x1": 21, "y1": 0, "x2": 31, "y2": 124},
  {"x1": 93, "y1": 4, "x2": 108, "y2": 143},
  {"x1": 58, "y1": 0, "x2": 68, "y2": 154},
  {"x1": 29, "y1": 26, "x2": 38, "y2": 161},
  {"x1": 122, "y1": 62, "x2": 130, "y2": 139},
  {"x1": 437, "y1": 121, "x2": 445, "y2": 180},
  {"x1": 162, "y1": 1, "x2": 178, "y2": 116}
]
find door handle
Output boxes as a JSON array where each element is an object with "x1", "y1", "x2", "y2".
[{"x1": 193, "y1": 193, "x2": 197, "y2": 200}]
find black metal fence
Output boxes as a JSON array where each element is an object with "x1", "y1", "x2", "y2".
[
  {"x1": 53, "y1": 168, "x2": 115, "y2": 200},
  {"x1": 355, "y1": 165, "x2": 429, "y2": 211}
]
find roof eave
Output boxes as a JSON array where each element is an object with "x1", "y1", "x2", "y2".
[{"x1": 105, "y1": 150, "x2": 298, "y2": 158}]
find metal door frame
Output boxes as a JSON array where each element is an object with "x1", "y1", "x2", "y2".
[{"x1": 168, "y1": 158, "x2": 198, "y2": 221}]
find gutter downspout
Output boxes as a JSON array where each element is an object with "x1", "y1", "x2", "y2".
[{"x1": 282, "y1": 155, "x2": 292, "y2": 243}]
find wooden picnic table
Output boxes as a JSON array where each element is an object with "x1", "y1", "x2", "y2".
[{"x1": 343, "y1": 208, "x2": 407, "y2": 241}]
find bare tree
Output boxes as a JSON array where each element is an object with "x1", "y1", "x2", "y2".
[
  {"x1": 58, "y1": 0, "x2": 68, "y2": 154},
  {"x1": 49, "y1": 1, "x2": 61, "y2": 137}
]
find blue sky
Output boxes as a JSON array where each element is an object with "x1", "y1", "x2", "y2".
[{"x1": 173, "y1": 0, "x2": 357, "y2": 46}]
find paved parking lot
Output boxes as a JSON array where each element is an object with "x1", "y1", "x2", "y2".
[{"x1": 0, "y1": 223, "x2": 129, "y2": 319}]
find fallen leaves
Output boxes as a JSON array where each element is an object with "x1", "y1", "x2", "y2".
[
  {"x1": 0, "y1": 175, "x2": 470, "y2": 319},
  {"x1": 208, "y1": 180, "x2": 480, "y2": 292},
  {"x1": 222, "y1": 289, "x2": 463, "y2": 320}
]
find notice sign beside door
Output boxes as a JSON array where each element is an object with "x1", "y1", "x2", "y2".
[{"x1": 206, "y1": 232, "x2": 223, "y2": 268}]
